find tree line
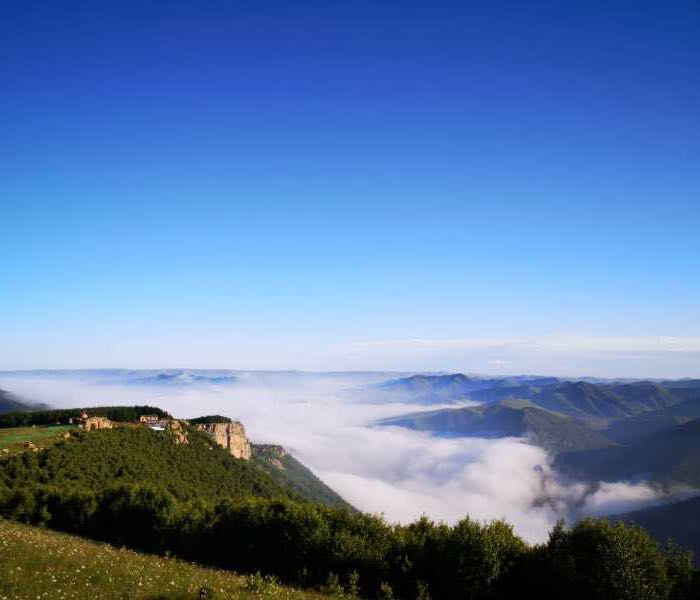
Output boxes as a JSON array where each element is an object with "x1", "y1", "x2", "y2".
[
  {"x1": 0, "y1": 405, "x2": 171, "y2": 428},
  {"x1": 0, "y1": 481, "x2": 696, "y2": 600},
  {"x1": 188, "y1": 415, "x2": 233, "y2": 425}
]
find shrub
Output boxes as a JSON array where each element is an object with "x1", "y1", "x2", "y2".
[
  {"x1": 531, "y1": 519, "x2": 672, "y2": 600},
  {"x1": 243, "y1": 571, "x2": 282, "y2": 597}
]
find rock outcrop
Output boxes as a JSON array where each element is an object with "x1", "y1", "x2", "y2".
[
  {"x1": 197, "y1": 421, "x2": 252, "y2": 460},
  {"x1": 83, "y1": 416, "x2": 113, "y2": 431},
  {"x1": 166, "y1": 420, "x2": 189, "y2": 445},
  {"x1": 256, "y1": 444, "x2": 286, "y2": 457},
  {"x1": 254, "y1": 444, "x2": 287, "y2": 470}
]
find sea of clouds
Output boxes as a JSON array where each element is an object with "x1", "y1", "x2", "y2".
[{"x1": 0, "y1": 369, "x2": 689, "y2": 543}]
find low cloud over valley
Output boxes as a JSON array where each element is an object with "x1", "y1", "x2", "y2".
[{"x1": 0, "y1": 370, "x2": 690, "y2": 543}]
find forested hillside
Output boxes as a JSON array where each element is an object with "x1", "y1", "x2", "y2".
[
  {"x1": 0, "y1": 426, "x2": 296, "y2": 502},
  {"x1": 0, "y1": 404, "x2": 698, "y2": 598},
  {"x1": 252, "y1": 444, "x2": 352, "y2": 509}
]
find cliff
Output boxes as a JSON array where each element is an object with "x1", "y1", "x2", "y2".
[
  {"x1": 166, "y1": 420, "x2": 189, "y2": 445},
  {"x1": 197, "y1": 421, "x2": 252, "y2": 460},
  {"x1": 82, "y1": 416, "x2": 113, "y2": 431},
  {"x1": 255, "y1": 444, "x2": 287, "y2": 469}
]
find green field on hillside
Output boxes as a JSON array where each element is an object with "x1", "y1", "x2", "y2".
[
  {"x1": 0, "y1": 425, "x2": 75, "y2": 454},
  {"x1": 0, "y1": 518, "x2": 328, "y2": 600}
]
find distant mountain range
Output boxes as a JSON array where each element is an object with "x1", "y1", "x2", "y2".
[
  {"x1": 122, "y1": 370, "x2": 239, "y2": 386},
  {"x1": 0, "y1": 369, "x2": 241, "y2": 387},
  {"x1": 0, "y1": 368, "x2": 399, "y2": 389},
  {"x1": 377, "y1": 374, "x2": 700, "y2": 450},
  {"x1": 556, "y1": 418, "x2": 700, "y2": 488},
  {"x1": 379, "y1": 399, "x2": 615, "y2": 454},
  {"x1": 377, "y1": 373, "x2": 700, "y2": 553},
  {"x1": 372, "y1": 373, "x2": 561, "y2": 404}
]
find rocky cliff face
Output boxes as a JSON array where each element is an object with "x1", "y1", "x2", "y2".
[
  {"x1": 198, "y1": 421, "x2": 252, "y2": 460},
  {"x1": 256, "y1": 444, "x2": 286, "y2": 458},
  {"x1": 83, "y1": 416, "x2": 113, "y2": 431},
  {"x1": 254, "y1": 444, "x2": 287, "y2": 469},
  {"x1": 166, "y1": 420, "x2": 189, "y2": 445}
]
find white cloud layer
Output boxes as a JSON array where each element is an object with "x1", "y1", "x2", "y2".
[{"x1": 0, "y1": 371, "x2": 692, "y2": 543}]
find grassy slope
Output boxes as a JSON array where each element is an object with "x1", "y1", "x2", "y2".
[
  {"x1": 0, "y1": 425, "x2": 75, "y2": 454},
  {"x1": 0, "y1": 518, "x2": 327, "y2": 600}
]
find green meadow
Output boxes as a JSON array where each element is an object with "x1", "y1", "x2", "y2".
[
  {"x1": 0, "y1": 518, "x2": 330, "y2": 600},
  {"x1": 0, "y1": 425, "x2": 75, "y2": 454}
]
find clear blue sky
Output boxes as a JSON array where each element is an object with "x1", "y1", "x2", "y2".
[{"x1": 1, "y1": 1, "x2": 699, "y2": 376}]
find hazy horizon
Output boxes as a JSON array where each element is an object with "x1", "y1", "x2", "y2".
[{"x1": 1, "y1": 364, "x2": 699, "y2": 382}]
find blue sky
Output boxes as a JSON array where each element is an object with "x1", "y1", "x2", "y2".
[{"x1": 1, "y1": 1, "x2": 699, "y2": 375}]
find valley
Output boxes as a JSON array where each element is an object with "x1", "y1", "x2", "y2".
[{"x1": 374, "y1": 373, "x2": 700, "y2": 563}]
